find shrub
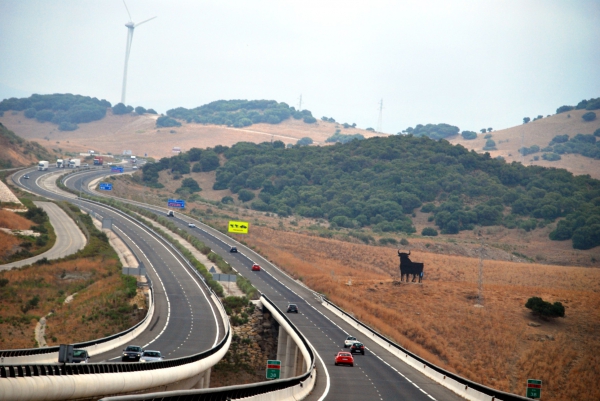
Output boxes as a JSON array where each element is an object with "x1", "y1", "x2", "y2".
[
  {"x1": 421, "y1": 227, "x2": 438, "y2": 236},
  {"x1": 303, "y1": 116, "x2": 317, "y2": 124},
  {"x1": 556, "y1": 105, "x2": 574, "y2": 114},
  {"x1": 238, "y1": 189, "x2": 255, "y2": 202},
  {"x1": 297, "y1": 137, "x2": 313, "y2": 146},
  {"x1": 156, "y1": 116, "x2": 182, "y2": 128},
  {"x1": 542, "y1": 153, "x2": 561, "y2": 161},
  {"x1": 399, "y1": 238, "x2": 409, "y2": 246},
  {"x1": 461, "y1": 131, "x2": 477, "y2": 140},
  {"x1": 525, "y1": 296, "x2": 565, "y2": 319},
  {"x1": 582, "y1": 111, "x2": 597, "y2": 121}
]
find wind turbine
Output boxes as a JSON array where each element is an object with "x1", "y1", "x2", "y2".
[{"x1": 120, "y1": 0, "x2": 156, "y2": 104}]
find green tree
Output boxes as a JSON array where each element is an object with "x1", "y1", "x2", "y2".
[
  {"x1": 238, "y1": 189, "x2": 255, "y2": 202},
  {"x1": 135, "y1": 106, "x2": 146, "y2": 115},
  {"x1": 178, "y1": 177, "x2": 201, "y2": 193},
  {"x1": 421, "y1": 227, "x2": 438, "y2": 236},
  {"x1": 480, "y1": 128, "x2": 486, "y2": 134},
  {"x1": 525, "y1": 297, "x2": 565, "y2": 319},
  {"x1": 523, "y1": 117, "x2": 530, "y2": 124},
  {"x1": 582, "y1": 111, "x2": 597, "y2": 121},
  {"x1": 461, "y1": 131, "x2": 477, "y2": 140},
  {"x1": 297, "y1": 137, "x2": 313, "y2": 146},
  {"x1": 199, "y1": 150, "x2": 220, "y2": 171},
  {"x1": 112, "y1": 103, "x2": 133, "y2": 115},
  {"x1": 156, "y1": 116, "x2": 181, "y2": 127}
]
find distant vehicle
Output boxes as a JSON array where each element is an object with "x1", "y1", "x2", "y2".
[
  {"x1": 107, "y1": 162, "x2": 113, "y2": 165},
  {"x1": 38, "y1": 161, "x2": 49, "y2": 171},
  {"x1": 72, "y1": 349, "x2": 90, "y2": 363},
  {"x1": 188, "y1": 222, "x2": 195, "y2": 228},
  {"x1": 140, "y1": 350, "x2": 163, "y2": 363},
  {"x1": 286, "y1": 304, "x2": 298, "y2": 313},
  {"x1": 334, "y1": 351, "x2": 354, "y2": 367},
  {"x1": 344, "y1": 336, "x2": 358, "y2": 348},
  {"x1": 350, "y1": 342, "x2": 365, "y2": 355},
  {"x1": 131, "y1": 155, "x2": 137, "y2": 163},
  {"x1": 89, "y1": 150, "x2": 95, "y2": 155},
  {"x1": 167, "y1": 210, "x2": 174, "y2": 217},
  {"x1": 132, "y1": 165, "x2": 138, "y2": 169},
  {"x1": 229, "y1": 246, "x2": 238, "y2": 253},
  {"x1": 251, "y1": 263, "x2": 261, "y2": 271},
  {"x1": 23, "y1": 175, "x2": 30, "y2": 179},
  {"x1": 82, "y1": 163, "x2": 89, "y2": 167},
  {"x1": 68, "y1": 159, "x2": 81, "y2": 168},
  {"x1": 56, "y1": 159, "x2": 64, "y2": 168},
  {"x1": 93, "y1": 157, "x2": 103, "y2": 166},
  {"x1": 122, "y1": 345, "x2": 143, "y2": 362}
]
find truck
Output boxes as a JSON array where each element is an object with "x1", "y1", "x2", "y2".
[
  {"x1": 38, "y1": 161, "x2": 49, "y2": 171},
  {"x1": 93, "y1": 157, "x2": 104, "y2": 166},
  {"x1": 131, "y1": 155, "x2": 137, "y2": 163},
  {"x1": 56, "y1": 159, "x2": 64, "y2": 168},
  {"x1": 68, "y1": 158, "x2": 81, "y2": 168},
  {"x1": 166, "y1": 210, "x2": 174, "y2": 217}
]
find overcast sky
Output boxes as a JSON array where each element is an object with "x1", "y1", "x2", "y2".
[{"x1": 1, "y1": 0, "x2": 599, "y2": 134}]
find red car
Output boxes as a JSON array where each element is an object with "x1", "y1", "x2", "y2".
[
  {"x1": 334, "y1": 351, "x2": 354, "y2": 367},
  {"x1": 251, "y1": 263, "x2": 261, "y2": 271}
]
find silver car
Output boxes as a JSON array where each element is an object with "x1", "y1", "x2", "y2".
[{"x1": 140, "y1": 350, "x2": 163, "y2": 362}]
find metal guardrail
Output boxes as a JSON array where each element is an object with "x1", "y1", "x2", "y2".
[
  {"x1": 0, "y1": 326, "x2": 229, "y2": 379},
  {"x1": 322, "y1": 298, "x2": 530, "y2": 401},
  {"x1": 99, "y1": 294, "x2": 315, "y2": 401}
]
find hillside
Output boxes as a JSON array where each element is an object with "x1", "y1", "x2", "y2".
[
  {"x1": 0, "y1": 122, "x2": 54, "y2": 168},
  {"x1": 0, "y1": 110, "x2": 383, "y2": 160},
  {"x1": 449, "y1": 108, "x2": 600, "y2": 179}
]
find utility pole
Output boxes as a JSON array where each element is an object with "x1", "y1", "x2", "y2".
[{"x1": 377, "y1": 99, "x2": 383, "y2": 133}]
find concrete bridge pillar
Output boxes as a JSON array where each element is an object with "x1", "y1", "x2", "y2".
[{"x1": 284, "y1": 333, "x2": 298, "y2": 379}]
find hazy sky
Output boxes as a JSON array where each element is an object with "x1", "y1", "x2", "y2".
[{"x1": 1, "y1": 0, "x2": 599, "y2": 134}]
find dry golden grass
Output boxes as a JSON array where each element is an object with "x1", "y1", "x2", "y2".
[
  {"x1": 0, "y1": 255, "x2": 142, "y2": 349},
  {"x1": 0, "y1": 231, "x2": 21, "y2": 259},
  {"x1": 1, "y1": 111, "x2": 384, "y2": 161},
  {"x1": 0, "y1": 209, "x2": 34, "y2": 230},
  {"x1": 242, "y1": 226, "x2": 600, "y2": 401},
  {"x1": 449, "y1": 109, "x2": 600, "y2": 180}
]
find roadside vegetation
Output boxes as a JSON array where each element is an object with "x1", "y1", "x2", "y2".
[{"x1": 0, "y1": 201, "x2": 142, "y2": 349}]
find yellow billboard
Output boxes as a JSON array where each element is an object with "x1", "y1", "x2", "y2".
[{"x1": 228, "y1": 220, "x2": 249, "y2": 234}]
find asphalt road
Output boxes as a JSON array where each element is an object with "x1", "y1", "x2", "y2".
[
  {"x1": 11, "y1": 167, "x2": 225, "y2": 364},
  {"x1": 65, "y1": 167, "x2": 467, "y2": 401},
  {"x1": 0, "y1": 201, "x2": 86, "y2": 271}
]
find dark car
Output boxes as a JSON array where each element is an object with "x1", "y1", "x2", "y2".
[
  {"x1": 23, "y1": 175, "x2": 30, "y2": 179},
  {"x1": 122, "y1": 345, "x2": 143, "y2": 362},
  {"x1": 350, "y1": 342, "x2": 365, "y2": 355},
  {"x1": 230, "y1": 246, "x2": 238, "y2": 253},
  {"x1": 287, "y1": 304, "x2": 298, "y2": 313},
  {"x1": 72, "y1": 349, "x2": 90, "y2": 363}
]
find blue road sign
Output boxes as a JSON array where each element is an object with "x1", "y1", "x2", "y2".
[
  {"x1": 99, "y1": 182, "x2": 113, "y2": 191},
  {"x1": 168, "y1": 199, "x2": 185, "y2": 209},
  {"x1": 111, "y1": 166, "x2": 124, "y2": 173}
]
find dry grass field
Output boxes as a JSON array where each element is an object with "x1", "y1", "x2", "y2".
[
  {"x1": 239, "y1": 226, "x2": 600, "y2": 401},
  {"x1": 0, "y1": 209, "x2": 34, "y2": 230},
  {"x1": 0, "y1": 110, "x2": 383, "y2": 160},
  {"x1": 0, "y1": 255, "x2": 142, "y2": 349}
]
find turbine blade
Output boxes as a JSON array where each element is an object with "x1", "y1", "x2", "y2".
[
  {"x1": 122, "y1": 0, "x2": 132, "y2": 21},
  {"x1": 134, "y1": 16, "x2": 157, "y2": 27}
]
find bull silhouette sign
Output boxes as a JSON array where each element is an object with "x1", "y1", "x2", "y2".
[{"x1": 398, "y1": 250, "x2": 424, "y2": 283}]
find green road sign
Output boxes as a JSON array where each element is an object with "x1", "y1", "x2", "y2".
[
  {"x1": 266, "y1": 359, "x2": 281, "y2": 379},
  {"x1": 526, "y1": 379, "x2": 542, "y2": 399}
]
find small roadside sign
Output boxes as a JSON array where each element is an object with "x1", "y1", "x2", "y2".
[
  {"x1": 266, "y1": 360, "x2": 281, "y2": 379},
  {"x1": 209, "y1": 266, "x2": 217, "y2": 273},
  {"x1": 526, "y1": 379, "x2": 542, "y2": 399},
  {"x1": 228, "y1": 220, "x2": 249, "y2": 234},
  {"x1": 111, "y1": 166, "x2": 124, "y2": 173},
  {"x1": 168, "y1": 199, "x2": 185, "y2": 209},
  {"x1": 99, "y1": 182, "x2": 113, "y2": 191}
]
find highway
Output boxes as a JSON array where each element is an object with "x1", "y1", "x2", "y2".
[
  {"x1": 62, "y1": 167, "x2": 466, "y2": 401},
  {"x1": 0, "y1": 200, "x2": 86, "y2": 270},
  {"x1": 11, "y1": 167, "x2": 225, "y2": 365}
]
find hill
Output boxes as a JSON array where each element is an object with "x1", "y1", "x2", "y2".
[
  {"x1": 0, "y1": 109, "x2": 383, "y2": 159},
  {"x1": 0, "y1": 122, "x2": 54, "y2": 168},
  {"x1": 449, "y1": 108, "x2": 600, "y2": 180}
]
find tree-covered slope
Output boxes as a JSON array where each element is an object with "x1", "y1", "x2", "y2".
[
  {"x1": 144, "y1": 135, "x2": 600, "y2": 249},
  {"x1": 166, "y1": 99, "x2": 317, "y2": 127}
]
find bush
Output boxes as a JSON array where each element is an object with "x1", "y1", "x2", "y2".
[
  {"x1": 238, "y1": 189, "x2": 255, "y2": 202},
  {"x1": 156, "y1": 116, "x2": 182, "y2": 128},
  {"x1": 421, "y1": 227, "x2": 438, "y2": 236},
  {"x1": 303, "y1": 116, "x2": 317, "y2": 124},
  {"x1": 112, "y1": 103, "x2": 133, "y2": 115},
  {"x1": 297, "y1": 137, "x2": 313, "y2": 146},
  {"x1": 221, "y1": 196, "x2": 234, "y2": 204},
  {"x1": 542, "y1": 153, "x2": 561, "y2": 161},
  {"x1": 461, "y1": 131, "x2": 477, "y2": 140},
  {"x1": 556, "y1": 105, "x2": 574, "y2": 114},
  {"x1": 582, "y1": 111, "x2": 597, "y2": 121},
  {"x1": 525, "y1": 296, "x2": 565, "y2": 319}
]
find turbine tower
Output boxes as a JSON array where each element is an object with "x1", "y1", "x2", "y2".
[{"x1": 121, "y1": 0, "x2": 156, "y2": 104}]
